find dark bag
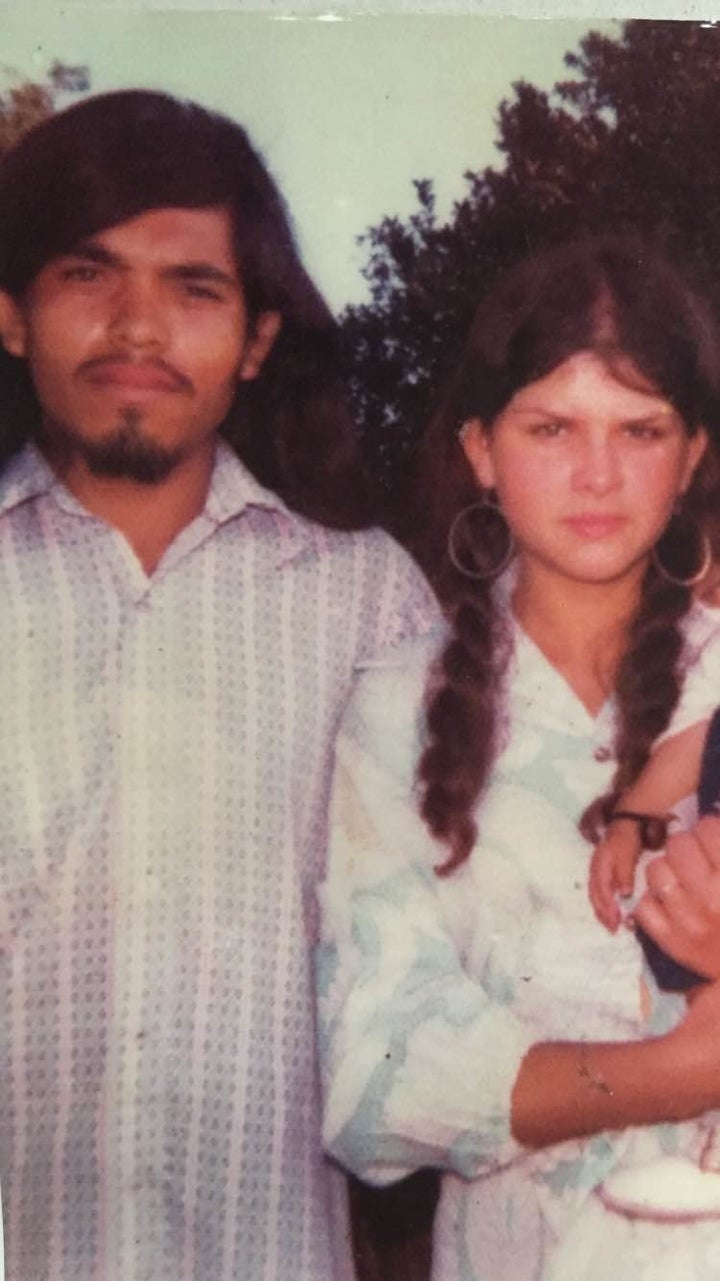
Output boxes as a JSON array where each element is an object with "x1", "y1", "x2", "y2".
[{"x1": 636, "y1": 704, "x2": 720, "y2": 991}]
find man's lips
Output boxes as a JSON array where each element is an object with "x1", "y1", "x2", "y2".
[
  {"x1": 563, "y1": 514, "x2": 628, "y2": 538},
  {"x1": 78, "y1": 358, "x2": 191, "y2": 394}
]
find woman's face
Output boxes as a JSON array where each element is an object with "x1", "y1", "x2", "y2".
[{"x1": 461, "y1": 350, "x2": 707, "y2": 592}]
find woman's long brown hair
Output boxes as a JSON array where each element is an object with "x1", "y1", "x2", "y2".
[{"x1": 411, "y1": 236, "x2": 720, "y2": 873}]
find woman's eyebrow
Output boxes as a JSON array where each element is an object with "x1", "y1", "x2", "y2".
[{"x1": 508, "y1": 405, "x2": 567, "y2": 415}]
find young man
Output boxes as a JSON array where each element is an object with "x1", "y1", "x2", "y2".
[{"x1": 0, "y1": 90, "x2": 437, "y2": 1281}]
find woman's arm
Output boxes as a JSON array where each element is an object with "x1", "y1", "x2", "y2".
[
  {"x1": 321, "y1": 747, "x2": 720, "y2": 1178},
  {"x1": 622, "y1": 719, "x2": 709, "y2": 814},
  {"x1": 512, "y1": 983, "x2": 720, "y2": 1148},
  {"x1": 318, "y1": 663, "x2": 720, "y2": 1187},
  {"x1": 318, "y1": 662, "x2": 538, "y2": 1186}
]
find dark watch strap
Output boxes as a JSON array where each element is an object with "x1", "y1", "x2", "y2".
[
  {"x1": 608, "y1": 810, "x2": 670, "y2": 851},
  {"x1": 634, "y1": 705, "x2": 720, "y2": 992}
]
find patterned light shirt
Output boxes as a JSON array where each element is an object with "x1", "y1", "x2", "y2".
[
  {"x1": 0, "y1": 440, "x2": 438, "y2": 1281},
  {"x1": 318, "y1": 613, "x2": 720, "y2": 1281}
]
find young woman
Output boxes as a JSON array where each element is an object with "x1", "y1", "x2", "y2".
[{"x1": 317, "y1": 237, "x2": 720, "y2": 1280}]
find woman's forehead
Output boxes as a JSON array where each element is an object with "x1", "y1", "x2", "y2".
[{"x1": 504, "y1": 350, "x2": 675, "y2": 416}]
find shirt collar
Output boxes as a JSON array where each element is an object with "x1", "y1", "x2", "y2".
[
  {"x1": 205, "y1": 441, "x2": 329, "y2": 563},
  {"x1": 0, "y1": 439, "x2": 327, "y2": 561},
  {"x1": 204, "y1": 440, "x2": 294, "y2": 524},
  {"x1": 0, "y1": 442, "x2": 57, "y2": 515}
]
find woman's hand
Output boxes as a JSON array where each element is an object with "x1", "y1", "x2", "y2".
[
  {"x1": 634, "y1": 816, "x2": 720, "y2": 979},
  {"x1": 589, "y1": 820, "x2": 643, "y2": 932}
]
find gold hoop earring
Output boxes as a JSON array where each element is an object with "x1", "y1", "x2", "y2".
[
  {"x1": 652, "y1": 510, "x2": 712, "y2": 587},
  {"x1": 447, "y1": 494, "x2": 515, "y2": 581}
]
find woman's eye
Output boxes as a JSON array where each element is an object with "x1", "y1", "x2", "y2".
[{"x1": 624, "y1": 422, "x2": 665, "y2": 441}]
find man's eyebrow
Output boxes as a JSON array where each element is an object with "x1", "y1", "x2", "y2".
[
  {"x1": 168, "y1": 263, "x2": 239, "y2": 288},
  {"x1": 60, "y1": 244, "x2": 238, "y2": 289},
  {"x1": 63, "y1": 241, "x2": 120, "y2": 267}
]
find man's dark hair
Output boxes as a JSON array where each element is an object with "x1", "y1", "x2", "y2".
[{"x1": 0, "y1": 89, "x2": 374, "y2": 528}]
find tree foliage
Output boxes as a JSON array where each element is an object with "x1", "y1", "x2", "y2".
[
  {"x1": 0, "y1": 61, "x2": 90, "y2": 157},
  {"x1": 341, "y1": 21, "x2": 720, "y2": 499}
]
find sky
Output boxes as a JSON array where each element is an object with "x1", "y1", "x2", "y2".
[{"x1": 0, "y1": 10, "x2": 619, "y2": 311}]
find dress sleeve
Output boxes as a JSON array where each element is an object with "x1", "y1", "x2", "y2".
[
  {"x1": 657, "y1": 610, "x2": 720, "y2": 746},
  {"x1": 316, "y1": 654, "x2": 537, "y2": 1187}
]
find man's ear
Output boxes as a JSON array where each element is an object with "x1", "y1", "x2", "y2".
[
  {"x1": 239, "y1": 312, "x2": 282, "y2": 382},
  {"x1": 459, "y1": 416, "x2": 495, "y2": 490},
  {"x1": 0, "y1": 291, "x2": 27, "y2": 359}
]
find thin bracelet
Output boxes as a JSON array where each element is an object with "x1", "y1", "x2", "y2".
[
  {"x1": 577, "y1": 1041, "x2": 612, "y2": 1096},
  {"x1": 608, "y1": 810, "x2": 671, "y2": 850}
]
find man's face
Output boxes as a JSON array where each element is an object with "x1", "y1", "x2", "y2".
[{"x1": 0, "y1": 205, "x2": 279, "y2": 482}]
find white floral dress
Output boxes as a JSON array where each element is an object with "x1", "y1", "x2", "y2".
[{"x1": 317, "y1": 607, "x2": 720, "y2": 1281}]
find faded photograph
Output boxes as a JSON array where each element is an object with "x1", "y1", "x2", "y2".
[{"x1": 3, "y1": 12, "x2": 720, "y2": 1281}]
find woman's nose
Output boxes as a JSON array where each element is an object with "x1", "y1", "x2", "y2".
[{"x1": 572, "y1": 433, "x2": 622, "y2": 494}]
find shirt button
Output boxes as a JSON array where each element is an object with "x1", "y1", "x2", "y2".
[{"x1": 594, "y1": 745, "x2": 612, "y2": 762}]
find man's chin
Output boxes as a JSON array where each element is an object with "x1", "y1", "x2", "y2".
[
  {"x1": 83, "y1": 439, "x2": 182, "y2": 485},
  {"x1": 40, "y1": 415, "x2": 184, "y2": 485}
]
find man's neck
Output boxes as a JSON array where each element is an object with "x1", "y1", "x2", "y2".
[{"x1": 45, "y1": 441, "x2": 217, "y2": 575}]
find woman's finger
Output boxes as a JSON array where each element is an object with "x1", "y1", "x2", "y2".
[
  {"x1": 589, "y1": 849, "x2": 620, "y2": 932},
  {"x1": 614, "y1": 843, "x2": 639, "y2": 897}
]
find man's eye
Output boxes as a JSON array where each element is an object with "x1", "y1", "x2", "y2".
[
  {"x1": 62, "y1": 264, "x2": 101, "y2": 283},
  {"x1": 184, "y1": 283, "x2": 222, "y2": 301}
]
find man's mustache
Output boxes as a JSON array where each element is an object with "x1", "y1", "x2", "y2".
[{"x1": 77, "y1": 355, "x2": 193, "y2": 394}]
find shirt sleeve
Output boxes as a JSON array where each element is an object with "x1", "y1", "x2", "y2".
[
  {"x1": 316, "y1": 652, "x2": 537, "y2": 1188},
  {"x1": 657, "y1": 609, "x2": 720, "y2": 746},
  {"x1": 361, "y1": 536, "x2": 441, "y2": 661}
]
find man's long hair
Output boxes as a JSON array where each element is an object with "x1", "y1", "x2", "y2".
[{"x1": 0, "y1": 89, "x2": 374, "y2": 528}]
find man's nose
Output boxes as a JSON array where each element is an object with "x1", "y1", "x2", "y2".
[{"x1": 108, "y1": 277, "x2": 168, "y2": 349}]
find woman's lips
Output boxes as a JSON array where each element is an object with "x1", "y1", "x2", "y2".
[{"x1": 563, "y1": 514, "x2": 628, "y2": 538}]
